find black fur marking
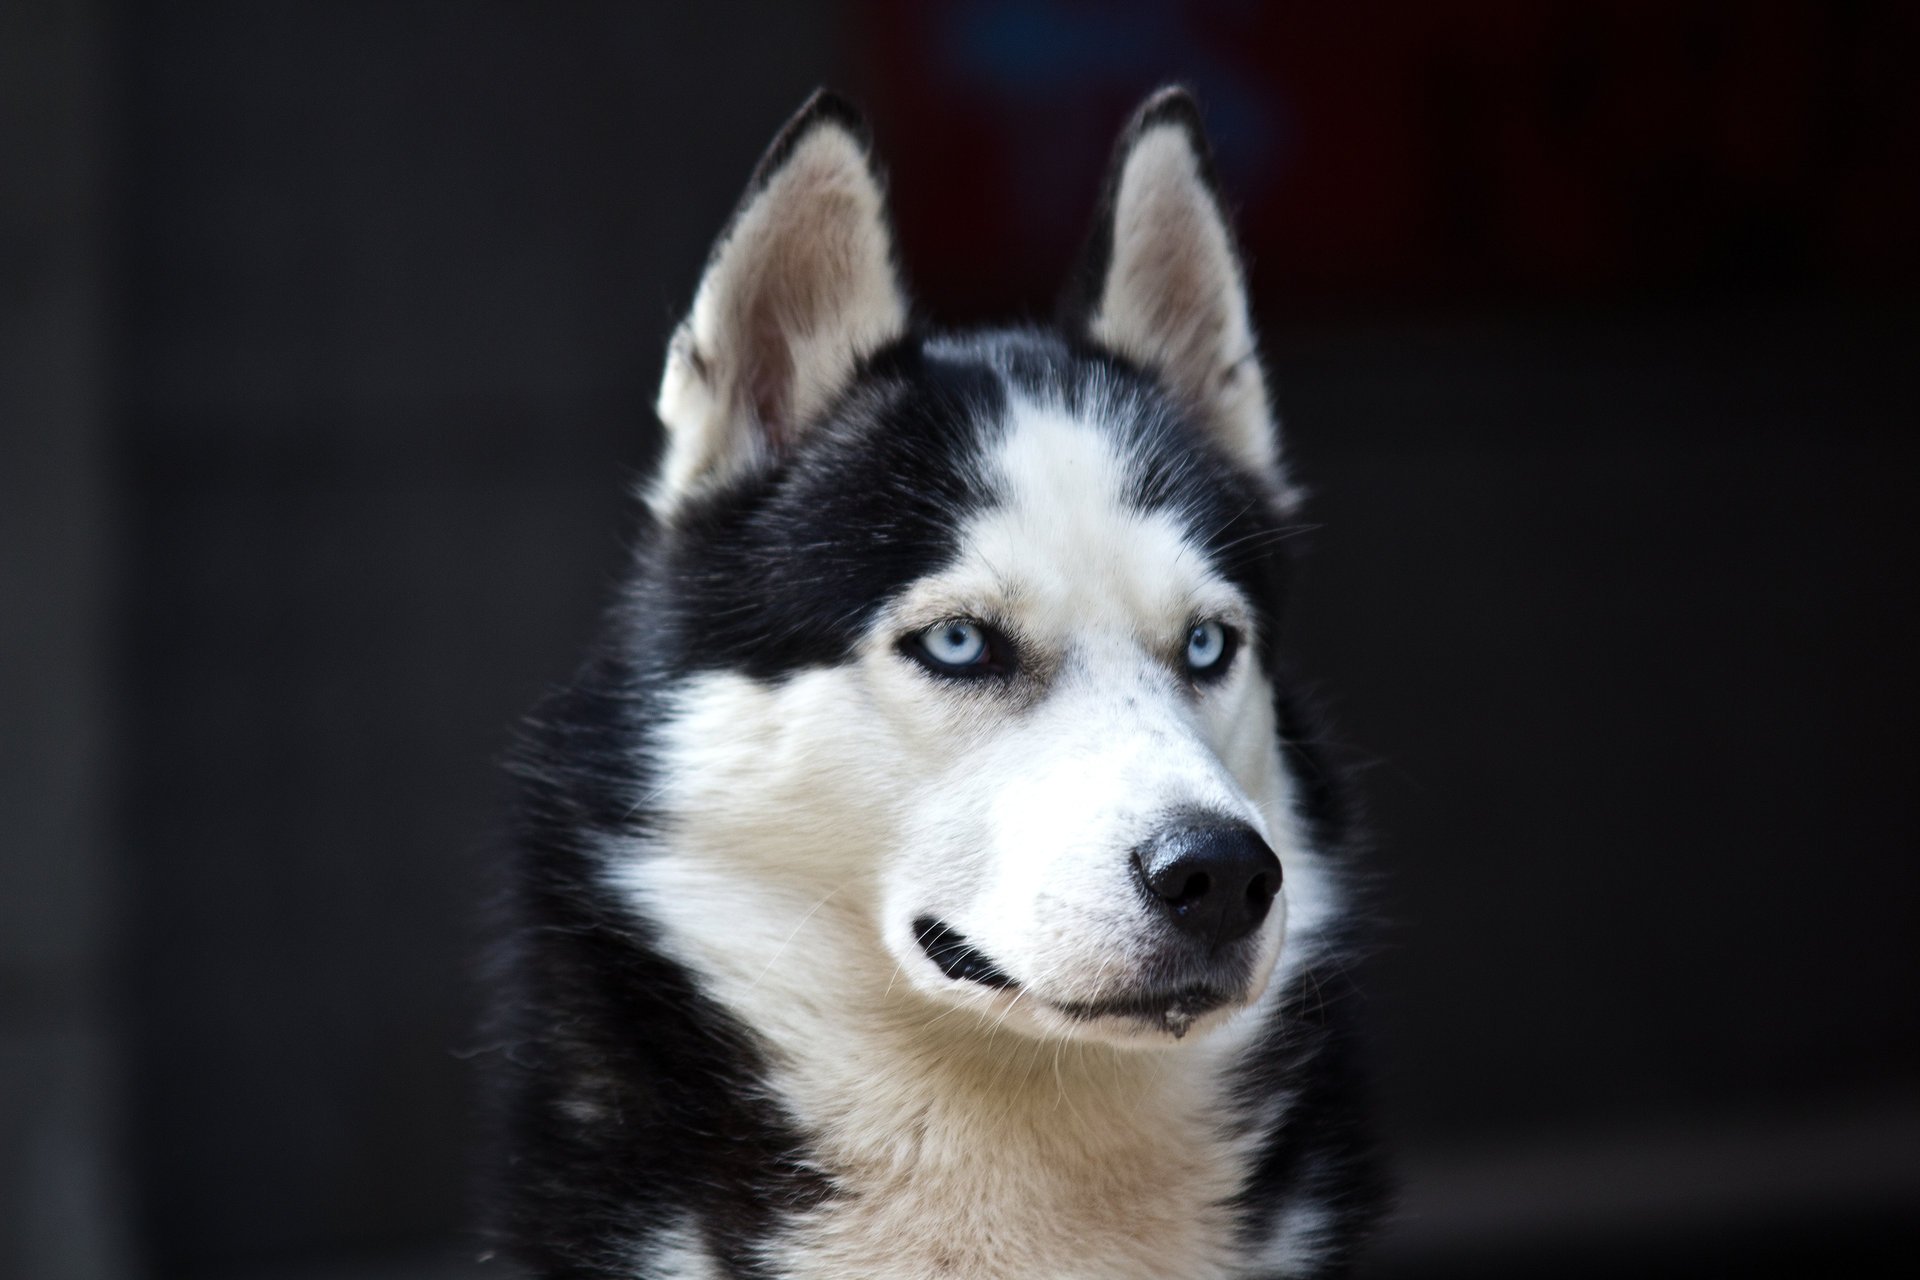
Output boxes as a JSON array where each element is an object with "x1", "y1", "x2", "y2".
[
  {"x1": 491, "y1": 652, "x2": 835, "y2": 1278},
  {"x1": 912, "y1": 917, "x2": 1018, "y2": 989},
  {"x1": 1227, "y1": 957, "x2": 1391, "y2": 1277},
  {"x1": 669, "y1": 322, "x2": 1292, "y2": 689},
  {"x1": 1272, "y1": 675, "x2": 1352, "y2": 848},
  {"x1": 654, "y1": 341, "x2": 1008, "y2": 680},
  {"x1": 1230, "y1": 688, "x2": 1390, "y2": 1275}
]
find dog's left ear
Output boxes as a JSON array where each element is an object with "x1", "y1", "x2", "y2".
[
  {"x1": 652, "y1": 91, "x2": 909, "y2": 516},
  {"x1": 1062, "y1": 87, "x2": 1279, "y2": 483}
]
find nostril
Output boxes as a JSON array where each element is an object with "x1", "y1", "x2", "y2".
[
  {"x1": 1245, "y1": 869, "x2": 1278, "y2": 917},
  {"x1": 1138, "y1": 819, "x2": 1281, "y2": 945}
]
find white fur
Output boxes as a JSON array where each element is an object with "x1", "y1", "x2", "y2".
[
  {"x1": 1253, "y1": 1199, "x2": 1337, "y2": 1276},
  {"x1": 634, "y1": 1219, "x2": 723, "y2": 1280},
  {"x1": 606, "y1": 381, "x2": 1340, "y2": 1278}
]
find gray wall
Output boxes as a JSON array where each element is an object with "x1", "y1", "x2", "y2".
[
  {"x1": 110, "y1": 3, "x2": 847, "y2": 1274},
  {"x1": 1, "y1": 3, "x2": 134, "y2": 1278}
]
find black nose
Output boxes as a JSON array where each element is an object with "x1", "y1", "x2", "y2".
[{"x1": 1136, "y1": 821, "x2": 1282, "y2": 947}]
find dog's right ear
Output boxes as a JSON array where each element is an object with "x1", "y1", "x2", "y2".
[{"x1": 651, "y1": 91, "x2": 908, "y2": 517}]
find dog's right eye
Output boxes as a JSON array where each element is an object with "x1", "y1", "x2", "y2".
[{"x1": 903, "y1": 620, "x2": 1012, "y2": 679}]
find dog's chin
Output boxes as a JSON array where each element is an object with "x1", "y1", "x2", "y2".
[{"x1": 905, "y1": 916, "x2": 1272, "y2": 1048}]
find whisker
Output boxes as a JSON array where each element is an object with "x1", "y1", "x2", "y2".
[{"x1": 744, "y1": 879, "x2": 854, "y2": 994}]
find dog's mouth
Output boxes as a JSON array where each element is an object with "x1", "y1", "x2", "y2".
[
  {"x1": 1047, "y1": 985, "x2": 1237, "y2": 1039},
  {"x1": 912, "y1": 916, "x2": 1017, "y2": 989},
  {"x1": 911, "y1": 916, "x2": 1240, "y2": 1039}
]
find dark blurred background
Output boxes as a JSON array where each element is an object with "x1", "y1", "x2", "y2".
[{"x1": 4, "y1": 2, "x2": 1916, "y2": 1277}]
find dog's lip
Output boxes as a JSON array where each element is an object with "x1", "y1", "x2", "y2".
[
  {"x1": 912, "y1": 916, "x2": 1018, "y2": 989},
  {"x1": 1046, "y1": 983, "x2": 1238, "y2": 1037},
  {"x1": 1047, "y1": 984, "x2": 1236, "y2": 1020}
]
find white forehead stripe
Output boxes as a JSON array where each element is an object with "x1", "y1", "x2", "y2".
[{"x1": 938, "y1": 390, "x2": 1234, "y2": 636}]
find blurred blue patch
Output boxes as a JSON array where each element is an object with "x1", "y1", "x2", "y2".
[{"x1": 935, "y1": 0, "x2": 1291, "y2": 203}]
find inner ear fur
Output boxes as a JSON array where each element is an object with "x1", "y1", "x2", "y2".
[
  {"x1": 652, "y1": 91, "x2": 908, "y2": 515},
  {"x1": 1062, "y1": 87, "x2": 1282, "y2": 487}
]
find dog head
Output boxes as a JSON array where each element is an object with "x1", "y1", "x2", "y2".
[{"x1": 630, "y1": 89, "x2": 1325, "y2": 1047}]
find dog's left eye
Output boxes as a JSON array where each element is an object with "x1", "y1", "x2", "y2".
[
  {"x1": 906, "y1": 619, "x2": 1011, "y2": 678},
  {"x1": 1185, "y1": 620, "x2": 1237, "y2": 678}
]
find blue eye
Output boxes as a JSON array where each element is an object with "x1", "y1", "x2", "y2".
[
  {"x1": 916, "y1": 620, "x2": 993, "y2": 672},
  {"x1": 1186, "y1": 620, "x2": 1234, "y2": 676}
]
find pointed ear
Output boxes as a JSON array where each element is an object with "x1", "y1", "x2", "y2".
[
  {"x1": 1062, "y1": 87, "x2": 1280, "y2": 484},
  {"x1": 652, "y1": 91, "x2": 908, "y2": 515}
]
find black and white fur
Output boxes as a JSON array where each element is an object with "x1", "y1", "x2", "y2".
[{"x1": 493, "y1": 87, "x2": 1384, "y2": 1279}]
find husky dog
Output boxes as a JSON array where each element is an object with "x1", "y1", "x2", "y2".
[{"x1": 495, "y1": 87, "x2": 1383, "y2": 1279}]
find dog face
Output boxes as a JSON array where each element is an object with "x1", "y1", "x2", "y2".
[
  {"x1": 867, "y1": 381, "x2": 1304, "y2": 1045},
  {"x1": 627, "y1": 91, "x2": 1322, "y2": 1048}
]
